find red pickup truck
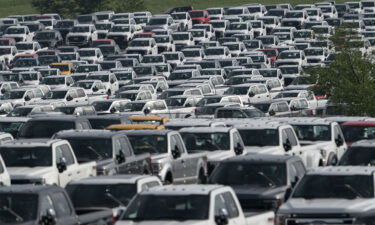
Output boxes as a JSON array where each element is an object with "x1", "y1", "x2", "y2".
[{"x1": 189, "y1": 10, "x2": 211, "y2": 25}]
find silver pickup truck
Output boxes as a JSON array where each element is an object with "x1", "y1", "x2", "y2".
[
  {"x1": 120, "y1": 129, "x2": 207, "y2": 184},
  {"x1": 276, "y1": 166, "x2": 375, "y2": 225}
]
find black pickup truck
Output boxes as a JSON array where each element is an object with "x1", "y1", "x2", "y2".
[
  {"x1": 0, "y1": 185, "x2": 112, "y2": 225},
  {"x1": 54, "y1": 129, "x2": 151, "y2": 175}
]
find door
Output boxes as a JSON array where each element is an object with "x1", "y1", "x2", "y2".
[
  {"x1": 170, "y1": 134, "x2": 186, "y2": 183},
  {"x1": 50, "y1": 192, "x2": 78, "y2": 225},
  {"x1": 56, "y1": 145, "x2": 77, "y2": 187}
]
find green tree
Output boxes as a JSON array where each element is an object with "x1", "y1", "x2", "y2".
[{"x1": 309, "y1": 28, "x2": 375, "y2": 116}]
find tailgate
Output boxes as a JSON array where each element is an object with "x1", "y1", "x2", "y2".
[{"x1": 245, "y1": 211, "x2": 274, "y2": 225}]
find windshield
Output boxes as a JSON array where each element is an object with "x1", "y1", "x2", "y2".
[
  {"x1": 0, "y1": 48, "x2": 11, "y2": 55},
  {"x1": 0, "y1": 147, "x2": 52, "y2": 167},
  {"x1": 18, "y1": 121, "x2": 75, "y2": 138},
  {"x1": 169, "y1": 72, "x2": 192, "y2": 80},
  {"x1": 112, "y1": 25, "x2": 130, "y2": 32},
  {"x1": 228, "y1": 23, "x2": 247, "y2": 30},
  {"x1": 72, "y1": 26, "x2": 90, "y2": 33},
  {"x1": 342, "y1": 125, "x2": 375, "y2": 143},
  {"x1": 340, "y1": 147, "x2": 375, "y2": 166},
  {"x1": 50, "y1": 64, "x2": 70, "y2": 71},
  {"x1": 122, "y1": 102, "x2": 145, "y2": 112},
  {"x1": 67, "y1": 184, "x2": 136, "y2": 208},
  {"x1": 127, "y1": 135, "x2": 167, "y2": 155},
  {"x1": 196, "y1": 97, "x2": 221, "y2": 106},
  {"x1": 55, "y1": 21, "x2": 74, "y2": 28},
  {"x1": 274, "y1": 92, "x2": 299, "y2": 98},
  {"x1": 3, "y1": 91, "x2": 25, "y2": 100},
  {"x1": 122, "y1": 194, "x2": 209, "y2": 221},
  {"x1": 76, "y1": 65, "x2": 99, "y2": 73},
  {"x1": 43, "y1": 90, "x2": 67, "y2": 99},
  {"x1": 165, "y1": 97, "x2": 186, "y2": 107},
  {"x1": 88, "y1": 75, "x2": 109, "y2": 82},
  {"x1": 78, "y1": 50, "x2": 95, "y2": 57},
  {"x1": 64, "y1": 138, "x2": 112, "y2": 162},
  {"x1": 42, "y1": 77, "x2": 65, "y2": 85},
  {"x1": 190, "y1": 11, "x2": 204, "y2": 17},
  {"x1": 8, "y1": 107, "x2": 33, "y2": 117},
  {"x1": 6, "y1": 28, "x2": 25, "y2": 34},
  {"x1": 292, "y1": 125, "x2": 331, "y2": 141},
  {"x1": 205, "y1": 48, "x2": 224, "y2": 55},
  {"x1": 210, "y1": 162, "x2": 286, "y2": 186},
  {"x1": 148, "y1": 18, "x2": 167, "y2": 25},
  {"x1": 224, "y1": 86, "x2": 249, "y2": 95},
  {"x1": 93, "y1": 101, "x2": 112, "y2": 111},
  {"x1": 279, "y1": 52, "x2": 300, "y2": 59},
  {"x1": 172, "y1": 33, "x2": 189, "y2": 40},
  {"x1": 238, "y1": 129, "x2": 279, "y2": 146},
  {"x1": 0, "y1": 194, "x2": 38, "y2": 223},
  {"x1": 34, "y1": 32, "x2": 54, "y2": 40},
  {"x1": 181, "y1": 132, "x2": 230, "y2": 151},
  {"x1": 0, "y1": 122, "x2": 24, "y2": 137},
  {"x1": 293, "y1": 175, "x2": 374, "y2": 199},
  {"x1": 15, "y1": 43, "x2": 33, "y2": 50}
]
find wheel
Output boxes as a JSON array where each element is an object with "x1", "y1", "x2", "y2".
[
  {"x1": 326, "y1": 153, "x2": 338, "y2": 166},
  {"x1": 164, "y1": 173, "x2": 173, "y2": 185}
]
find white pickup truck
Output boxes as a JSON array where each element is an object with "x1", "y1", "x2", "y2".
[
  {"x1": 116, "y1": 184, "x2": 275, "y2": 225},
  {"x1": 0, "y1": 139, "x2": 97, "y2": 187},
  {"x1": 233, "y1": 120, "x2": 322, "y2": 168}
]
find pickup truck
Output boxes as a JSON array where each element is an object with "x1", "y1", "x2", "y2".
[
  {"x1": 66, "y1": 175, "x2": 162, "y2": 223},
  {"x1": 277, "y1": 117, "x2": 347, "y2": 165},
  {"x1": 116, "y1": 184, "x2": 274, "y2": 225},
  {"x1": 276, "y1": 167, "x2": 375, "y2": 225},
  {"x1": 0, "y1": 185, "x2": 112, "y2": 225},
  {"x1": 119, "y1": 129, "x2": 207, "y2": 184},
  {"x1": 54, "y1": 130, "x2": 152, "y2": 175},
  {"x1": 233, "y1": 120, "x2": 322, "y2": 168},
  {"x1": 209, "y1": 154, "x2": 306, "y2": 212},
  {"x1": 179, "y1": 127, "x2": 246, "y2": 174},
  {"x1": 0, "y1": 139, "x2": 96, "y2": 187}
]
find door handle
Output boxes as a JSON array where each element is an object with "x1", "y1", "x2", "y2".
[
  {"x1": 68, "y1": 173, "x2": 72, "y2": 176},
  {"x1": 77, "y1": 171, "x2": 80, "y2": 174},
  {"x1": 181, "y1": 160, "x2": 185, "y2": 163}
]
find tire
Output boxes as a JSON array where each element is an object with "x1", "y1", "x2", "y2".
[
  {"x1": 326, "y1": 153, "x2": 338, "y2": 166},
  {"x1": 164, "y1": 173, "x2": 173, "y2": 185}
]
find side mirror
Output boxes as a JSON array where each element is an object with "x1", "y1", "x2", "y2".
[
  {"x1": 283, "y1": 140, "x2": 292, "y2": 151},
  {"x1": 284, "y1": 187, "x2": 292, "y2": 201},
  {"x1": 156, "y1": 87, "x2": 163, "y2": 92},
  {"x1": 110, "y1": 107, "x2": 117, "y2": 113},
  {"x1": 335, "y1": 136, "x2": 344, "y2": 147},
  {"x1": 92, "y1": 86, "x2": 99, "y2": 92},
  {"x1": 116, "y1": 151, "x2": 126, "y2": 164},
  {"x1": 248, "y1": 92, "x2": 255, "y2": 97},
  {"x1": 0, "y1": 89, "x2": 5, "y2": 94},
  {"x1": 143, "y1": 107, "x2": 151, "y2": 115},
  {"x1": 234, "y1": 143, "x2": 244, "y2": 155},
  {"x1": 40, "y1": 209, "x2": 57, "y2": 225},
  {"x1": 266, "y1": 85, "x2": 271, "y2": 91},
  {"x1": 66, "y1": 95, "x2": 73, "y2": 101},
  {"x1": 171, "y1": 147, "x2": 181, "y2": 159},
  {"x1": 291, "y1": 106, "x2": 297, "y2": 111},
  {"x1": 24, "y1": 95, "x2": 31, "y2": 101},
  {"x1": 57, "y1": 158, "x2": 67, "y2": 173},
  {"x1": 215, "y1": 209, "x2": 229, "y2": 225},
  {"x1": 269, "y1": 110, "x2": 276, "y2": 116},
  {"x1": 110, "y1": 79, "x2": 115, "y2": 84}
]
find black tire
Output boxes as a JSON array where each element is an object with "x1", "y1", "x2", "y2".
[
  {"x1": 327, "y1": 153, "x2": 338, "y2": 166},
  {"x1": 164, "y1": 173, "x2": 173, "y2": 185}
]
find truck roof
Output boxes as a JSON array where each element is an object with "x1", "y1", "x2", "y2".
[
  {"x1": 67, "y1": 175, "x2": 155, "y2": 185},
  {"x1": 234, "y1": 120, "x2": 284, "y2": 130},
  {"x1": 1, "y1": 138, "x2": 65, "y2": 147},
  {"x1": 277, "y1": 117, "x2": 332, "y2": 125},
  {"x1": 225, "y1": 154, "x2": 300, "y2": 163},
  {"x1": 55, "y1": 129, "x2": 119, "y2": 138},
  {"x1": 0, "y1": 185, "x2": 63, "y2": 194},
  {"x1": 142, "y1": 184, "x2": 224, "y2": 195},
  {"x1": 179, "y1": 127, "x2": 232, "y2": 133},
  {"x1": 350, "y1": 139, "x2": 375, "y2": 148},
  {"x1": 117, "y1": 129, "x2": 172, "y2": 136},
  {"x1": 342, "y1": 121, "x2": 375, "y2": 126},
  {"x1": 307, "y1": 166, "x2": 375, "y2": 176}
]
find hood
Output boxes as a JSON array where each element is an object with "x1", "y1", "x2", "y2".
[
  {"x1": 189, "y1": 150, "x2": 233, "y2": 161},
  {"x1": 279, "y1": 198, "x2": 375, "y2": 214},
  {"x1": 8, "y1": 167, "x2": 54, "y2": 178},
  {"x1": 116, "y1": 221, "x2": 208, "y2": 225},
  {"x1": 244, "y1": 146, "x2": 281, "y2": 154},
  {"x1": 233, "y1": 185, "x2": 288, "y2": 199},
  {"x1": 67, "y1": 33, "x2": 90, "y2": 37}
]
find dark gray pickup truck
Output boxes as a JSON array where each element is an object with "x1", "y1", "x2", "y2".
[
  {"x1": 54, "y1": 130, "x2": 151, "y2": 176},
  {"x1": 0, "y1": 185, "x2": 112, "y2": 225}
]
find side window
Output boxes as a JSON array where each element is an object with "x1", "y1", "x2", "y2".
[
  {"x1": 173, "y1": 135, "x2": 185, "y2": 154},
  {"x1": 119, "y1": 137, "x2": 132, "y2": 157},
  {"x1": 61, "y1": 144, "x2": 75, "y2": 165},
  {"x1": 77, "y1": 89, "x2": 85, "y2": 97},
  {"x1": 258, "y1": 85, "x2": 268, "y2": 93},
  {"x1": 281, "y1": 129, "x2": 288, "y2": 145},
  {"x1": 289, "y1": 163, "x2": 298, "y2": 183},
  {"x1": 233, "y1": 132, "x2": 244, "y2": 148},
  {"x1": 81, "y1": 121, "x2": 91, "y2": 129},
  {"x1": 294, "y1": 161, "x2": 306, "y2": 177},
  {"x1": 214, "y1": 194, "x2": 227, "y2": 216},
  {"x1": 0, "y1": 160, "x2": 4, "y2": 174},
  {"x1": 40, "y1": 195, "x2": 55, "y2": 217},
  {"x1": 286, "y1": 128, "x2": 298, "y2": 146},
  {"x1": 250, "y1": 86, "x2": 258, "y2": 95},
  {"x1": 55, "y1": 146, "x2": 63, "y2": 162},
  {"x1": 51, "y1": 192, "x2": 72, "y2": 218},
  {"x1": 278, "y1": 103, "x2": 289, "y2": 112},
  {"x1": 223, "y1": 192, "x2": 239, "y2": 218},
  {"x1": 113, "y1": 137, "x2": 122, "y2": 156},
  {"x1": 76, "y1": 122, "x2": 83, "y2": 130}
]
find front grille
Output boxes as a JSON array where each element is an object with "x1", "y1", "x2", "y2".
[
  {"x1": 307, "y1": 58, "x2": 321, "y2": 63},
  {"x1": 175, "y1": 44, "x2": 186, "y2": 51},
  {"x1": 158, "y1": 46, "x2": 167, "y2": 53},
  {"x1": 192, "y1": 20, "x2": 201, "y2": 25},
  {"x1": 68, "y1": 36, "x2": 85, "y2": 43},
  {"x1": 238, "y1": 199, "x2": 274, "y2": 211},
  {"x1": 11, "y1": 179, "x2": 33, "y2": 185},
  {"x1": 98, "y1": 33, "x2": 107, "y2": 39},
  {"x1": 286, "y1": 218, "x2": 355, "y2": 225}
]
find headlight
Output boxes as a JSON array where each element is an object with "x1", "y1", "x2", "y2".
[
  {"x1": 152, "y1": 163, "x2": 163, "y2": 172},
  {"x1": 275, "y1": 213, "x2": 289, "y2": 225}
]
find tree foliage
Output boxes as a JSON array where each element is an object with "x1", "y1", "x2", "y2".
[
  {"x1": 309, "y1": 28, "x2": 375, "y2": 116},
  {"x1": 31, "y1": 0, "x2": 146, "y2": 18}
]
